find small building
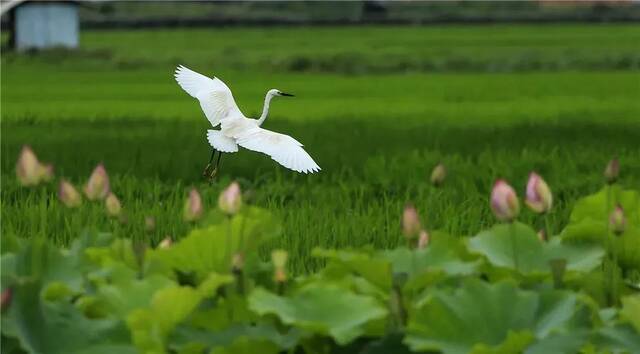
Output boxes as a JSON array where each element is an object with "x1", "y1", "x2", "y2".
[{"x1": 1, "y1": 0, "x2": 79, "y2": 51}]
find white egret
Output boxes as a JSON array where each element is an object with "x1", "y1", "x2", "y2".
[{"x1": 174, "y1": 65, "x2": 321, "y2": 179}]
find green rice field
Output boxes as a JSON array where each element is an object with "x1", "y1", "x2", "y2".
[{"x1": 2, "y1": 24, "x2": 639, "y2": 272}]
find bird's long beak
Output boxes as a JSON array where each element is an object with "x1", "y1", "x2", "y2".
[{"x1": 280, "y1": 92, "x2": 295, "y2": 97}]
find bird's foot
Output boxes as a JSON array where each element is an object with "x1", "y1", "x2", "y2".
[
  {"x1": 207, "y1": 167, "x2": 218, "y2": 183},
  {"x1": 202, "y1": 163, "x2": 212, "y2": 178}
]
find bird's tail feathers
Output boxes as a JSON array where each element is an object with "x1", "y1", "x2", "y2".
[{"x1": 207, "y1": 130, "x2": 239, "y2": 153}]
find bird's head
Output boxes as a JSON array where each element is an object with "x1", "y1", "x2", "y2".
[{"x1": 269, "y1": 89, "x2": 295, "y2": 98}]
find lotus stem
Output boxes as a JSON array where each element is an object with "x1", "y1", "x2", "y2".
[
  {"x1": 390, "y1": 283, "x2": 407, "y2": 330},
  {"x1": 509, "y1": 221, "x2": 519, "y2": 272},
  {"x1": 233, "y1": 267, "x2": 244, "y2": 295},
  {"x1": 226, "y1": 215, "x2": 232, "y2": 270},
  {"x1": 277, "y1": 281, "x2": 285, "y2": 296},
  {"x1": 605, "y1": 184, "x2": 614, "y2": 305},
  {"x1": 544, "y1": 213, "x2": 552, "y2": 240}
]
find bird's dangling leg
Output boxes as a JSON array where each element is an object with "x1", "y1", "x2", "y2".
[
  {"x1": 203, "y1": 148, "x2": 217, "y2": 177},
  {"x1": 208, "y1": 152, "x2": 223, "y2": 182}
]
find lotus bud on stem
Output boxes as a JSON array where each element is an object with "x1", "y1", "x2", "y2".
[
  {"x1": 16, "y1": 146, "x2": 40, "y2": 186},
  {"x1": 525, "y1": 172, "x2": 554, "y2": 239},
  {"x1": 402, "y1": 203, "x2": 421, "y2": 247},
  {"x1": 16, "y1": 146, "x2": 54, "y2": 186},
  {"x1": 417, "y1": 230, "x2": 430, "y2": 249},
  {"x1": 525, "y1": 172, "x2": 552, "y2": 214},
  {"x1": 105, "y1": 193, "x2": 122, "y2": 218},
  {"x1": 58, "y1": 180, "x2": 82, "y2": 208},
  {"x1": 218, "y1": 182, "x2": 242, "y2": 271},
  {"x1": 602, "y1": 158, "x2": 620, "y2": 306},
  {"x1": 491, "y1": 179, "x2": 520, "y2": 271},
  {"x1": 430, "y1": 163, "x2": 447, "y2": 187},
  {"x1": 610, "y1": 204, "x2": 626, "y2": 236},
  {"x1": 218, "y1": 181, "x2": 242, "y2": 215},
  {"x1": 84, "y1": 164, "x2": 110, "y2": 201},
  {"x1": 158, "y1": 236, "x2": 172, "y2": 249},
  {"x1": 491, "y1": 180, "x2": 520, "y2": 222},
  {"x1": 604, "y1": 203, "x2": 624, "y2": 306},
  {"x1": 272, "y1": 250, "x2": 288, "y2": 294},
  {"x1": 604, "y1": 158, "x2": 619, "y2": 185},
  {"x1": 183, "y1": 188, "x2": 203, "y2": 222}
]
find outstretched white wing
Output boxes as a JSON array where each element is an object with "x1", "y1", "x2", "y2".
[
  {"x1": 174, "y1": 65, "x2": 244, "y2": 127},
  {"x1": 234, "y1": 127, "x2": 321, "y2": 174}
]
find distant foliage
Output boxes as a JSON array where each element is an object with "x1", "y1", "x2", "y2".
[{"x1": 77, "y1": 1, "x2": 640, "y2": 26}]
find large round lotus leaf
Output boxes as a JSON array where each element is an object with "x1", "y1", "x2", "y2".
[
  {"x1": 312, "y1": 248, "x2": 393, "y2": 291},
  {"x1": 405, "y1": 279, "x2": 592, "y2": 354},
  {"x1": 0, "y1": 238, "x2": 136, "y2": 354},
  {"x1": 170, "y1": 323, "x2": 301, "y2": 353},
  {"x1": 468, "y1": 222, "x2": 604, "y2": 275},
  {"x1": 151, "y1": 206, "x2": 279, "y2": 282},
  {"x1": 127, "y1": 286, "x2": 203, "y2": 352},
  {"x1": 569, "y1": 186, "x2": 639, "y2": 223},
  {"x1": 590, "y1": 324, "x2": 640, "y2": 353},
  {"x1": 621, "y1": 295, "x2": 640, "y2": 333},
  {"x1": 248, "y1": 283, "x2": 387, "y2": 345},
  {"x1": 126, "y1": 273, "x2": 232, "y2": 353},
  {"x1": 560, "y1": 186, "x2": 640, "y2": 271},
  {"x1": 561, "y1": 219, "x2": 640, "y2": 272}
]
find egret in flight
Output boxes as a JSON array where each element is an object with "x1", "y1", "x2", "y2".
[{"x1": 174, "y1": 65, "x2": 321, "y2": 179}]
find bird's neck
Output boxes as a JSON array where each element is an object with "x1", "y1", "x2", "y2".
[{"x1": 257, "y1": 92, "x2": 273, "y2": 126}]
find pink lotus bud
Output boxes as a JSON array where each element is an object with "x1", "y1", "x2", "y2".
[
  {"x1": 58, "y1": 180, "x2": 82, "y2": 208},
  {"x1": 490, "y1": 179, "x2": 520, "y2": 222},
  {"x1": 145, "y1": 217, "x2": 156, "y2": 233},
  {"x1": 609, "y1": 204, "x2": 626, "y2": 235},
  {"x1": 183, "y1": 188, "x2": 203, "y2": 222},
  {"x1": 158, "y1": 237, "x2": 172, "y2": 249},
  {"x1": 604, "y1": 158, "x2": 619, "y2": 185},
  {"x1": 84, "y1": 164, "x2": 110, "y2": 200},
  {"x1": 417, "y1": 230, "x2": 430, "y2": 249},
  {"x1": 16, "y1": 146, "x2": 54, "y2": 186},
  {"x1": 105, "y1": 193, "x2": 122, "y2": 217},
  {"x1": 16, "y1": 146, "x2": 41, "y2": 186},
  {"x1": 1, "y1": 288, "x2": 11, "y2": 313},
  {"x1": 218, "y1": 181, "x2": 242, "y2": 215},
  {"x1": 537, "y1": 229, "x2": 546, "y2": 242},
  {"x1": 430, "y1": 163, "x2": 447, "y2": 187},
  {"x1": 402, "y1": 204, "x2": 421, "y2": 238},
  {"x1": 525, "y1": 172, "x2": 553, "y2": 214}
]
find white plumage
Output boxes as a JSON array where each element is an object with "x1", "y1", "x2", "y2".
[
  {"x1": 206, "y1": 130, "x2": 238, "y2": 153},
  {"x1": 175, "y1": 65, "x2": 320, "y2": 174}
]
